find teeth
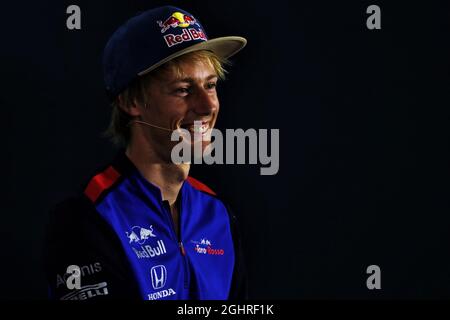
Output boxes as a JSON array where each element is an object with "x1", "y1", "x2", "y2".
[{"x1": 187, "y1": 123, "x2": 208, "y2": 134}]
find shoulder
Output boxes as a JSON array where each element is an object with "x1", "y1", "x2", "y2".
[
  {"x1": 46, "y1": 195, "x2": 115, "y2": 247},
  {"x1": 185, "y1": 176, "x2": 240, "y2": 223},
  {"x1": 48, "y1": 196, "x2": 94, "y2": 229}
]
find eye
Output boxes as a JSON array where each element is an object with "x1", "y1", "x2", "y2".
[
  {"x1": 206, "y1": 82, "x2": 217, "y2": 90},
  {"x1": 174, "y1": 87, "x2": 191, "y2": 96}
]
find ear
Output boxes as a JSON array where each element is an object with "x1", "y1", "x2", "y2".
[{"x1": 118, "y1": 94, "x2": 142, "y2": 117}]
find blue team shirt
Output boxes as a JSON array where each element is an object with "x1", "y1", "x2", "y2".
[{"x1": 89, "y1": 158, "x2": 236, "y2": 300}]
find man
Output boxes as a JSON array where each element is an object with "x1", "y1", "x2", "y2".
[{"x1": 44, "y1": 6, "x2": 247, "y2": 300}]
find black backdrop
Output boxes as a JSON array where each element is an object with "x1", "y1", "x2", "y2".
[{"x1": 1, "y1": 0, "x2": 450, "y2": 299}]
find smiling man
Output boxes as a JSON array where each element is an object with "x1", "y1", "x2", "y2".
[
  {"x1": 120, "y1": 51, "x2": 223, "y2": 230},
  {"x1": 44, "y1": 6, "x2": 247, "y2": 300}
]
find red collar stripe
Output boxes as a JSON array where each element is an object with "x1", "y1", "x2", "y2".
[
  {"x1": 186, "y1": 176, "x2": 216, "y2": 196},
  {"x1": 84, "y1": 166, "x2": 121, "y2": 203}
]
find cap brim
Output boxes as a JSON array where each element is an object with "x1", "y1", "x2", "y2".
[{"x1": 137, "y1": 36, "x2": 247, "y2": 76}]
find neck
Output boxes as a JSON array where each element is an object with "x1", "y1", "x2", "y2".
[{"x1": 125, "y1": 135, "x2": 190, "y2": 207}]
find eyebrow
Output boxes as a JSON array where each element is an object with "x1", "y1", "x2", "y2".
[{"x1": 169, "y1": 74, "x2": 218, "y2": 85}]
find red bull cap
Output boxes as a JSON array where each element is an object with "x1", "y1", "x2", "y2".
[{"x1": 103, "y1": 6, "x2": 247, "y2": 100}]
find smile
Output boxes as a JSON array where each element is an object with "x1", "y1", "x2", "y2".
[{"x1": 181, "y1": 121, "x2": 210, "y2": 136}]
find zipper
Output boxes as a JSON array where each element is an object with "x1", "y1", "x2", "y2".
[{"x1": 162, "y1": 199, "x2": 189, "y2": 290}]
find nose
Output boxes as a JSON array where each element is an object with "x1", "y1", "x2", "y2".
[{"x1": 191, "y1": 87, "x2": 219, "y2": 116}]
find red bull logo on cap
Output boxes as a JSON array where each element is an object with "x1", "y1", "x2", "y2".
[
  {"x1": 157, "y1": 12, "x2": 197, "y2": 33},
  {"x1": 157, "y1": 11, "x2": 207, "y2": 48}
]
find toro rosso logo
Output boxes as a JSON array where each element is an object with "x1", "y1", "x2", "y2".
[
  {"x1": 157, "y1": 12, "x2": 207, "y2": 48},
  {"x1": 157, "y1": 12, "x2": 197, "y2": 33},
  {"x1": 191, "y1": 238, "x2": 225, "y2": 255}
]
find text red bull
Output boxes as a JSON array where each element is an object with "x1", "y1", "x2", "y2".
[
  {"x1": 132, "y1": 239, "x2": 167, "y2": 259},
  {"x1": 163, "y1": 28, "x2": 207, "y2": 47}
]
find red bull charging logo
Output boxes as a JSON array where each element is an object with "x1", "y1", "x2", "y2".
[{"x1": 157, "y1": 12, "x2": 197, "y2": 33}]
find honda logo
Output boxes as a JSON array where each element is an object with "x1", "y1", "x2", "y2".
[{"x1": 150, "y1": 265, "x2": 167, "y2": 290}]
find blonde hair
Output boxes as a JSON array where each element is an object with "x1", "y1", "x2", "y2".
[{"x1": 104, "y1": 50, "x2": 228, "y2": 146}]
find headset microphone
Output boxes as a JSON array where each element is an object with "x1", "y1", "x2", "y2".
[
  {"x1": 129, "y1": 120, "x2": 207, "y2": 138},
  {"x1": 129, "y1": 120, "x2": 173, "y2": 132}
]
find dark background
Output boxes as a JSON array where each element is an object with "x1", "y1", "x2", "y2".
[{"x1": 1, "y1": 0, "x2": 449, "y2": 299}]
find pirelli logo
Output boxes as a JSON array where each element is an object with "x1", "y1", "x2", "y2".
[{"x1": 61, "y1": 282, "x2": 109, "y2": 300}]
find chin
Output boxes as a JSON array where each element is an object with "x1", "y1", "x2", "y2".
[{"x1": 189, "y1": 140, "x2": 211, "y2": 152}]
